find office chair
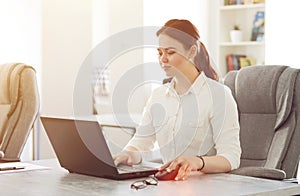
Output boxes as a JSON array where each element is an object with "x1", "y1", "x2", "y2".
[
  {"x1": 0, "y1": 63, "x2": 40, "y2": 162},
  {"x1": 224, "y1": 65, "x2": 300, "y2": 180}
]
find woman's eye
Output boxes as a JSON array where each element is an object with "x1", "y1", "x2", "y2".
[{"x1": 167, "y1": 51, "x2": 175, "y2": 55}]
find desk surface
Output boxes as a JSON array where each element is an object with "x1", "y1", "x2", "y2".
[{"x1": 0, "y1": 159, "x2": 299, "y2": 196}]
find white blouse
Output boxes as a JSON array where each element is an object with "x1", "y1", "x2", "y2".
[{"x1": 126, "y1": 72, "x2": 241, "y2": 170}]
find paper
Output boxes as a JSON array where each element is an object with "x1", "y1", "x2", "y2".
[{"x1": 0, "y1": 162, "x2": 50, "y2": 174}]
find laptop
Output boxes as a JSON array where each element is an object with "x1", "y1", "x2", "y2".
[{"x1": 41, "y1": 116, "x2": 161, "y2": 180}]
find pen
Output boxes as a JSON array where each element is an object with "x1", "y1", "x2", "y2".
[{"x1": 0, "y1": 166, "x2": 25, "y2": 171}]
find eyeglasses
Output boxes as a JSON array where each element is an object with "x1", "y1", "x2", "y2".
[{"x1": 130, "y1": 176, "x2": 158, "y2": 190}]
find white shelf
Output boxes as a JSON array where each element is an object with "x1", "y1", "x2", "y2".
[
  {"x1": 217, "y1": 1, "x2": 266, "y2": 76},
  {"x1": 220, "y1": 3, "x2": 265, "y2": 11},
  {"x1": 220, "y1": 41, "x2": 265, "y2": 46}
]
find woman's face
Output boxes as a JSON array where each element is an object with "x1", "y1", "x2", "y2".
[{"x1": 157, "y1": 34, "x2": 191, "y2": 77}]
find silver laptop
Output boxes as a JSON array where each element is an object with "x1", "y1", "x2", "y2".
[{"x1": 41, "y1": 116, "x2": 160, "y2": 180}]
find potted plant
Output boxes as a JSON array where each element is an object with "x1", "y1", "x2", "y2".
[{"x1": 230, "y1": 25, "x2": 243, "y2": 43}]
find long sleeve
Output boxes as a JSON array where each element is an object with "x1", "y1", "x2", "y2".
[
  {"x1": 125, "y1": 95, "x2": 156, "y2": 152},
  {"x1": 210, "y1": 85, "x2": 241, "y2": 170}
]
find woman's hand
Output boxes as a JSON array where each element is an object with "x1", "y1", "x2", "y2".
[
  {"x1": 113, "y1": 146, "x2": 142, "y2": 166},
  {"x1": 159, "y1": 156, "x2": 203, "y2": 181}
]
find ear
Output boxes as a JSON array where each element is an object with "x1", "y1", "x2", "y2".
[{"x1": 189, "y1": 45, "x2": 197, "y2": 59}]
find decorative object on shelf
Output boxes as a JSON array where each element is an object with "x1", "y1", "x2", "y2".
[
  {"x1": 230, "y1": 25, "x2": 243, "y2": 43},
  {"x1": 251, "y1": 11, "x2": 265, "y2": 41},
  {"x1": 94, "y1": 68, "x2": 110, "y2": 97}
]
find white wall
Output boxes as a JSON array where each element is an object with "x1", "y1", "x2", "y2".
[
  {"x1": 0, "y1": 0, "x2": 41, "y2": 68},
  {"x1": 40, "y1": 0, "x2": 93, "y2": 159},
  {"x1": 93, "y1": 0, "x2": 145, "y2": 114},
  {"x1": 41, "y1": 0, "x2": 93, "y2": 117},
  {"x1": 40, "y1": 0, "x2": 144, "y2": 158},
  {"x1": 265, "y1": 1, "x2": 300, "y2": 68}
]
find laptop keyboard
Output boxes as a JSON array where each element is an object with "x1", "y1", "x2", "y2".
[{"x1": 117, "y1": 164, "x2": 157, "y2": 173}]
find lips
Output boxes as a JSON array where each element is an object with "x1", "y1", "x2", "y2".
[{"x1": 161, "y1": 64, "x2": 172, "y2": 69}]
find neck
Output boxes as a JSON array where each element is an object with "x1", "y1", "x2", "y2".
[{"x1": 174, "y1": 67, "x2": 200, "y2": 95}]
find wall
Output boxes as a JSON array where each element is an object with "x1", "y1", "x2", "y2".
[
  {"x1": 265, "y1": 1, "x2": 300, "y2": 68},
  {"x1": 93, "y1": 0, "x2": 145, "y2": 114},
  {"x1": 41, "y1": 0, "x2": 93, "y2": 117},
  {"x1": 40, "y1": 0, "x2": 93, "y2": 159},
  {"x1": 40, "y1": 0, "x2": 144, "y2": 159}
]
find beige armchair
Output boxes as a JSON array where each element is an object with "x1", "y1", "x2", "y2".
[
  {"x1": 224, "y1": 65, "x2": 300, "y2": 180},
  {"x1": 0, "y1": 63, "x2": 39, "y2": 162}
]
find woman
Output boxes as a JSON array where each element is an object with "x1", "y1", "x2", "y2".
[{"x1": 113, "y1": 19, "x2": 241, "y2": 181}]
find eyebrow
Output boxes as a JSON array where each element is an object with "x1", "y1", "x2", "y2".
[{"x1": 157, "y1": 47, "x2": 177, "y2": 51}]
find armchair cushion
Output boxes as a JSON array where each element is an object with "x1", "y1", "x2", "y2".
[{"x1": 231, "y1": 167, "x2": 286, "y2": 180}]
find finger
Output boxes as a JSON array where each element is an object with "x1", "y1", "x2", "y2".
[
  {"x1": 114, "y1": 155, "x2": 128, "y2": 166},
  {"x1": 181, "y1": 166, "x2": 192, "y2": 181},
  {"x1": 167, "y1": 158, "x2": 181, "y2": 171},
  {"x1": 175, "y1": 163, "x2": 188, "y2": 180},
  {"x1": 159, "y1": 161, "x2": 172, "y2": 171},
  {"x1": 127, "y1": 155, "x2": 133, "y2": 166}
]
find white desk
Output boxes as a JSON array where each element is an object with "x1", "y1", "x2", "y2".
[{"x1": 0, "y1": 159, "x2": 299, "y2": 196}]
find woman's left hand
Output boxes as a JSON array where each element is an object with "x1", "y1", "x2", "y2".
[{"x1": 159, "y1": 156, "x2": 203, "y2": 181}]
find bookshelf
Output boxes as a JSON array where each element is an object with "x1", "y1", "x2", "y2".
[{"x1": 217, "y1": 1, "x2": 265, "y2": 76}]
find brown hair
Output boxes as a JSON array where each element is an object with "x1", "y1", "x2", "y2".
[{"x1": 156, "y1": 19, "x2": 218, "y2": 81}]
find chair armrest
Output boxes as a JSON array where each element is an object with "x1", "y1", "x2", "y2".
[{"x1": 230, "y1": 166, "x2": 286, "y2": 180}]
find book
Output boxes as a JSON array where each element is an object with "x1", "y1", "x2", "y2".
[
  {"x1": 227, "y1": 0, "x2": 237, "y2": 5},
  {"x1": 251, "y1": 11, "x2": 265, "y2": 41},
  {"x1": 226, "y1": 54, "x2": 234, "y2": 71},
  {"x1": 233, "y1": 54, "x2": 246, "y2": 70},
  {"x1": 226, "y1": 54, "x2": 254, "y2": 71},
  {"x1": 239, "y1": 57, "x2": 255, "y2": 68}
]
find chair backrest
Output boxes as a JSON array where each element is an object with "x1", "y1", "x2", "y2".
[
  {"x1": 0, "y1": 63, "x2": 40, "y2": 162},
  {"x1": 224, "y1": 65, "x2": 300, "y2": 178}
]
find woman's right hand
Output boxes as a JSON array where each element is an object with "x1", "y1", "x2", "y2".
[{"x1": 113, "y1": 146, "x2": 142, "y2": 166}]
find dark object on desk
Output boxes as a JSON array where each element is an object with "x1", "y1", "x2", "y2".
[
  {"x1": 130, "y1": 176, "x2": 158, "y2": 190},
  {"x1": 0, "y1": 166, "x2": 25, "y2": 171},
  {"x1": 0, "y1": 63, "x2": 39, "y2": 163},
  {"x1": 41, "y1": 117, "x2": 160, "y2": 180},
  {"x1": 155, "y1": 167, "x2": 179, "y2": 181},
  {"x1": 224, "y1": 65, "x2": 300, "y2": 180}
]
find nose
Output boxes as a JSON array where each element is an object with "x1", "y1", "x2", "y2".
[{"x1": 160, "y1": 52, "x2": 168, "y2": 64}]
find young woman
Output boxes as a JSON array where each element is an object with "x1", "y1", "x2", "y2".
[{"x1": 113, "y1": 19, "x2": 241, "y2": 181}]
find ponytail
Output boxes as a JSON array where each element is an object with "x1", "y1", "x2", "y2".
[{"x1": 195, "y1": 41, "x2": 218, "y2": 81}]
